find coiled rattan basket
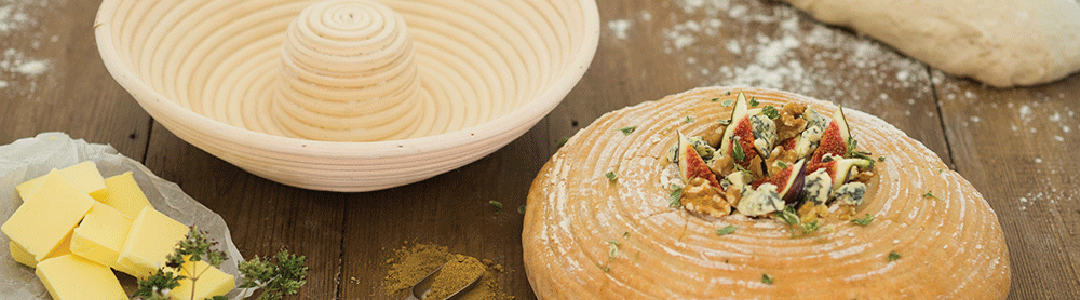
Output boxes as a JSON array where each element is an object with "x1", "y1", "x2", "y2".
[{"x1": 94, "y1": 0, "x2": 598, "y2": 191}]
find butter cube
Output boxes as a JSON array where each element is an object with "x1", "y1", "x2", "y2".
[
  {"x1": 171, "y1": 258, "x2": 236, "y2": 300},
  {"x1": 101, "y1": 172, "x2": 152, "y2": 219},
  {"x1": 16, "y1": 161, "x2": 108, "y2": 202},
  {"x1": 36, "y1": 255, "x2": 127, "y2": 300},
  {"x1": 2, "y1": 170, "x2": 96, "y2": 261},
  {"x1": 118, "y1": 206, "x2": 190, "y2": 277},
  {"x1": 9, "y1": 229, "x2": 75, "y2": 269},
  {"x1": 70, "y1": 203, "x2": 136, "y2": 274},
  {"x1": 9, "y1": 241, "x2": 37, "y2": 268}
]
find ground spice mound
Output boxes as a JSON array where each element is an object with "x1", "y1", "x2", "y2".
[
  {"x1": 426, "y1": 254, "x2": 485, "y2": 299},
  {"x1": 383, "y1": 242, "x2": 514, "y2": 300}
]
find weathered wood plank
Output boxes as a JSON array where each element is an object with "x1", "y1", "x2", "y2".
[
  {"x1": 935, "y1": 71, "x2": 1080, "y2": 300},
  {"x1": 143, "y1": 123, "x2": 347, "y2": 300},
  {"x1": 339, "y1": 124, "x2": 548, "y2": 299},
  {"x1": 0, "y1": 0, "x2": 150, "y2": 160}
]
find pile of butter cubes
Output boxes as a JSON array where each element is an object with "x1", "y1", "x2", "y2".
[{"x1": 1, "y1": 161, "x2": 234, "y2": 300}]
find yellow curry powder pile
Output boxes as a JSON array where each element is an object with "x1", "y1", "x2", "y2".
[
  {"x1": 383, "y1": 242, "x2": 513, "y2": 300},
  {"x1": 426, "y1": 254, "x2": 486, "y2": 299}
]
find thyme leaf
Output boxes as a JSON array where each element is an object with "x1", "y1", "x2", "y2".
[
  {"x1": 851, "y1": 214, "x2": 875, "y2": 226},
  {"x1": 715, "y1": 226, "x2": 738, "y2": 235}
]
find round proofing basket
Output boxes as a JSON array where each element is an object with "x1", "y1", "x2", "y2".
[{"x1": 93, "y1": 0, "x2": 599, "y2": 192}]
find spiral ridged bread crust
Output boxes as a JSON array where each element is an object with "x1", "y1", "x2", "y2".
[{"x1": 522, "y1": 87, "x2": 1009, "y2": 299}]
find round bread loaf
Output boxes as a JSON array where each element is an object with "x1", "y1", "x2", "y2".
[{"x1": 522, "y1": 86, "x2": 1009, "y2": 299}]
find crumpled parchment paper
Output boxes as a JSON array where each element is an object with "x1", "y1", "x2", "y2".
[{"x1": 0, "y1": 133, "x2": 246, "y2": 299}]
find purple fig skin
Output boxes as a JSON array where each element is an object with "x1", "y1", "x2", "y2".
[{"x1": 782, "y1": 160, "x2": 809, "y2": 205}]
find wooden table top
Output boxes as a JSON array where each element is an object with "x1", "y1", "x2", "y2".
[{"x1": 2, "y1": 0, "x2": 1078, "y2": 299}]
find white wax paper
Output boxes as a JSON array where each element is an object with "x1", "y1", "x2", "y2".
[{"x1": 0, "y1": 133, "x2": 246, "y2": 299}]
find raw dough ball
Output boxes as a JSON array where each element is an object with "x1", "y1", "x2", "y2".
[{"x1": 783, "y1": 0, "x2": 1080, "y2": 87}]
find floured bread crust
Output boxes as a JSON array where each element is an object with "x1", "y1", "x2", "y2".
[{"x1": 522, "y1": 86, "x2": 1009, "y2": 299}]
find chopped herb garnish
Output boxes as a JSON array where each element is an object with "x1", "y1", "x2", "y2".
[
  {"x1": 597, "y1": 263, "x2": 610, "y2": 273},
  {"x1": 761, "y1": 106, "x2": 780, "y2": 120},
  {"x1": 776, "y1": 161, "x2": 787, "y2": 169},
  {"x1": 711, "y1": 97, "x2": 720, "y2": 102},
  {"x1": 716, "y1": 226, "x2": 738, "y2": 235},
  {"x1": 776, "y1": 207, "x2": 822, "y2": 237},
  {"x1": 937, "y1": 168, "x2": 944, "y2": 174},
  {"x1": 669, "y1": 185, "x2": 684, "y2": 207},
  {"x1": 749, "y1": 97, "x2": 759, "y2": 107},
  {"x1": 726, "y1": 91, "x2": 731, "y2": 96},
  {"x1": 623, "y1": 231, "x2": 630, "y2": 239},
  {"x1": 719, "y1": 119, "x2": 732, "y2": 125},
  {"x1": 733, "y1": 164, "x2": 750, "y2": 173},
  {"x1": 777, "y1": 207, "x2": 800, "y2": 225},
  {"x1": 851, "y1": 214, "x2": 875, "y2": 226},
  {"x1": 877, "y1": 155, "x2": 886, "y2": 162},
  {"x1": 721, "y1": 99, "x2": 734, "y2": 107},
  {"x1": 685, "y1": 115, "x2": 694, "y2": 123},
  {"x1": 614, "y1": 126, "x2": 637, "y2": 135},
  {"x1": 851, "y1": 151, "x2": 876, "y2": 168},
  {"x1": 489, "y1": 201, "x2": 503, "y2": 211},
  {"x1": 887, "y1": 250, "x2": 902, "y2": 261},
  {"x1": 557, "y1": 137, "x2": 569, "y2": 147},
  {"x1": 517, "y1": 205, "x2": 527, "y2": 215},
  {"x1": 761, "y1": 273, "x2": 774, "y2": 284},
  {"x1": 606, "y1": 240, "x2": 620, "y2": 260},
  {"x1": 922, "y1": 191, "x2": 941, "y2": 201},
  {"x1": 732, "y1": 137, "x2": 746, "y2": 162},
  {"x1": 605, "y1": 171, "x2": 618, "y2": 181},
  {"x1": 846, "y1": 136, "x2": 859, "y2": 156},
  {"x1": 799, "y1": 220, "x2": 821, "y2": 235}
]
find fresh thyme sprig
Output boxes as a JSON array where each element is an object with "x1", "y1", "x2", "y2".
[
  {"x1": 132, "y1": 269, "x2": 184, "y2": 300},
  {"x1": 133, "y1": 228, "x2": 308, "y2": 300},
  {"x1": 238, "y1": 249, "x2": 309, "y2": 300}
]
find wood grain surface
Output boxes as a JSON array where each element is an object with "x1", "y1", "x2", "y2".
[{"x1": 1, "y1": 0, "x2": 1077, "y2": 299}]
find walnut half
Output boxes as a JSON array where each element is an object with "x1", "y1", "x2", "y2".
[{"x1": 681, "y1": 177, "x2": 732, "y2": 218}]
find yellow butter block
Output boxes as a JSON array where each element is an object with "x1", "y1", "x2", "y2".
[
  {"x1": 10, "y1": 241, "x2": 37, "y2": 268},
  {"x1": 171, "y1": 257, "x2": 236, "y2": 300},
  {"x1": 101, "y1": 172, "x2": 152, "y2": 219},
  {"x1": 9, "y1": 229, "x2": 75, "y2": 269},
  {"x1": 16, "y1": 161, "x2": 109, "y2": 202},
  {"x1": 36, "y1": 255, "x2": 127, "y2": 300},
  {"x1": 2, "y1": 170, "x2": 96, "y2": 261},
  {"x1": 70, "y1": 203, "x2": 136, "y2": 274},
  {"x1": 117, "y1": 206, "x2": 190, "y2": 278}
]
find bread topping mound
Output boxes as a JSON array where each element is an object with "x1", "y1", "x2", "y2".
[{"x1": 665, "y1": 92, "x2": 877, "y2": 232}]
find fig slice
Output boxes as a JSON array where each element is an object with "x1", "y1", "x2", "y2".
[
  {"x1": 718, "y1": 93, "x2": 758, "y2": 169},
  {"x1": 719, "y1": 92, "x2": 750, "y2": 155},
  {"x1": 809, "y1": 107, "x2": 852, "y2": 165},
  {"x1": 751, "y1": 159, "x2": 808, "y2": 205},
  {"x1": 677, "y1": 132, "x2": 721, "y2": 188}
]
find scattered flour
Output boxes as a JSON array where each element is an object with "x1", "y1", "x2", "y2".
[
  {"x1": 608, "y1": 19, "x2": 632, "y2": 40},
  {"x1": 1, "y1": 48, "x2": 51, "y2": 77},
  {"x1": 0, "y1": 0, "x2": 54, "y2": 90},
  {"x1": 0, "y1": 4, "x2": 31, "y2": 32},
  {"x1": 641, "y1": 0, "x2": 933, "y2": 107}
]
